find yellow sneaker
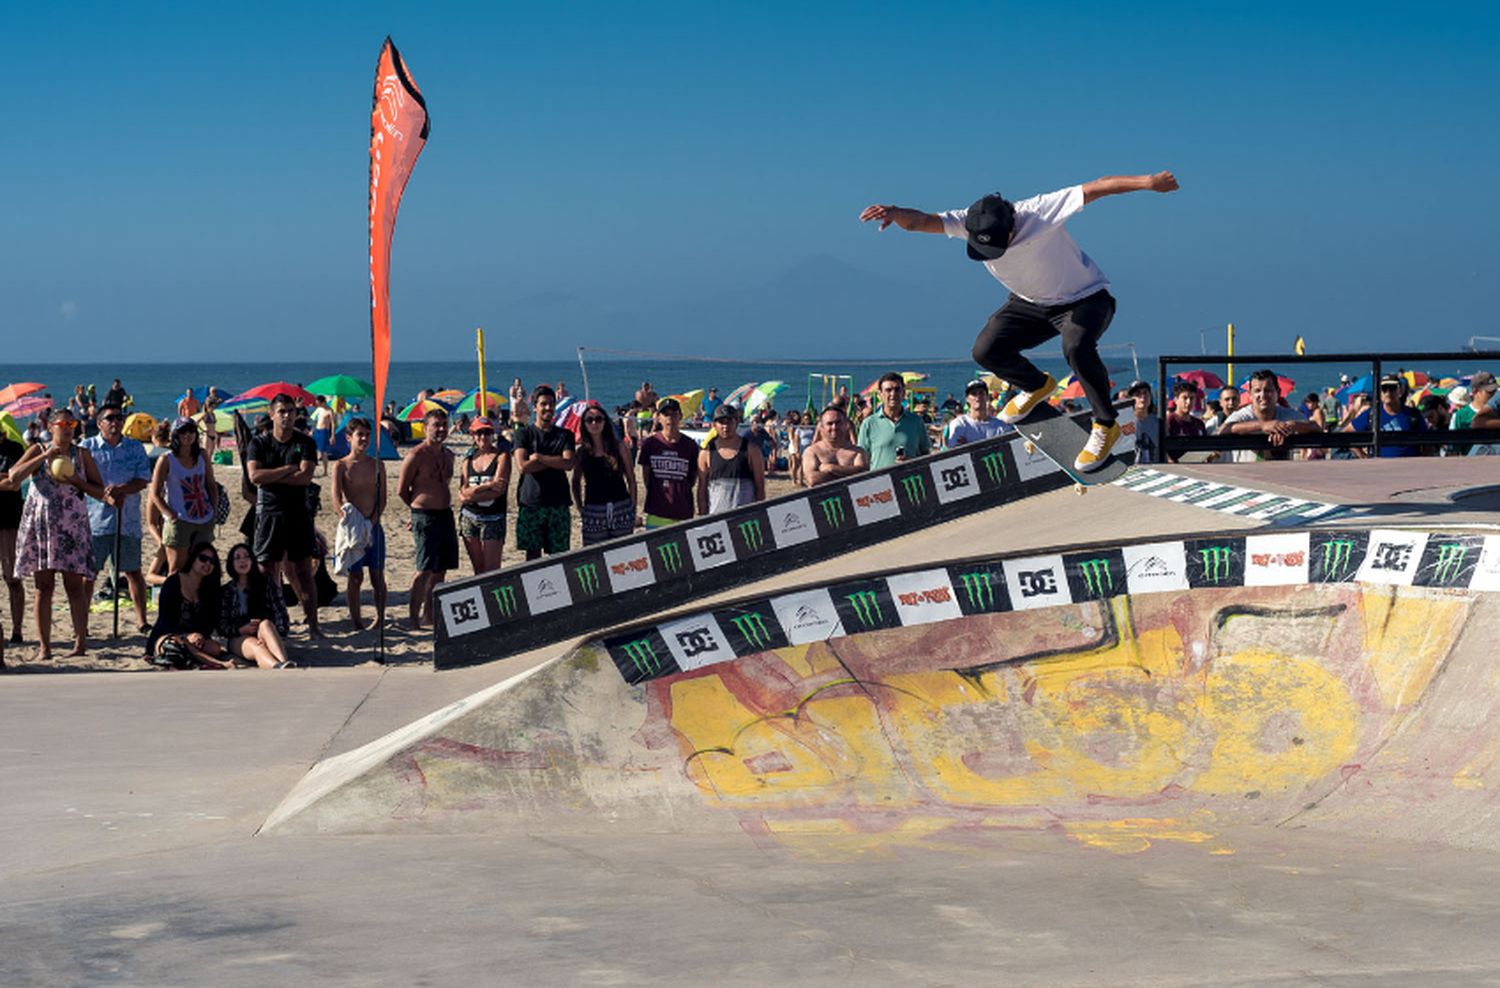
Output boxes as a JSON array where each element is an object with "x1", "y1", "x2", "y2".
[
  {"x1": 998, "y1": 374, "x2": 1058, "y2": 424},
  {"x1": 1074, "y1": 421, "x2": 1122, "y2": 472}
]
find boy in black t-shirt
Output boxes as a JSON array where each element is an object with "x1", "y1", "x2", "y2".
[
  {"x1": 512, "y1": 385, "x2": 575, "y2": 560},
  {"x1": 246, "y1": 393, "x2": 323, "y2": 638}
]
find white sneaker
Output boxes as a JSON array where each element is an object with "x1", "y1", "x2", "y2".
[{"x1": 998, "y1": 374, "x2": 1058, "y2": 424}]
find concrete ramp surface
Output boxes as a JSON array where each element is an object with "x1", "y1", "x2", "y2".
[{"x1": 267, "y1": 528, "x2": 1500, "y2": 856}]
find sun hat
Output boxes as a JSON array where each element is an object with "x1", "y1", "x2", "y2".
[
  {"x1": 1448, "y1": 386, "x2": 1471, "y2": 408},
  {"x1": 963, "y1": 194, "x2": 1016, "y2": 261}
]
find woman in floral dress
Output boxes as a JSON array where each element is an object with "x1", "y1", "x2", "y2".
[{"x1": 1, "y1": 407, "x2": 103, "y2": 660}]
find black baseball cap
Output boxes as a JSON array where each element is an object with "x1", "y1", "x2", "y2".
[
  {"x1": 964, "y1": 194, "x2": 1017, "y2": 261},
  {"x1": 656, "y1": 397, "x2": 682, "y2": 415},
  {"x1": 964, "y1": 379, "x2": 989, "y2": 395},
  {"x1": 712, "y1": 403, "x2": 737, "y2": 421}
]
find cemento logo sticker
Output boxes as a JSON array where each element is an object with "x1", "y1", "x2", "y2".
[
  {"x1": 1355, "y1": 529, "x2": 1426, "y2": 587},
  {"x1": 769, "y1": 497, "x2": 819, "y2": 549},
  {"x1": 439, "y1": 586, "x2": 490, "y2": 638},
  {"x1": 1012, "y1": 436, "x2": 1061, "y2": 481},
  {"x1": 657, "y1": 613, "x2": 733, "y2": 672},
  {"x1": 603, "y1": 543, "x2": 657, "y2": 593},
  {"x1": 884, "y1": 569, "x2": 963, "y2": 626},
  {"x1": 520, "y1": 564, "x2": 573, "y2": 615},
  {"x1": 686, "y1": 519, "x2": 737, "y2": 572},
  {"x1": 929, "y1": 455, "x2": 980, "y2": 505},
  {"x1": 847, "y1": 476, "x2": 902, "y2": 526},
  {"x1": 769, "y1": 588, "x2": 844, "y2": 645},
  {"x1": 1471, "y1": 535, "x2": 1500, "y2": 592},
  {"x1": 1002, "y1": 553, "x2": 1073, "y2": 611},
  {"x1": 1244, "y1": 532, "x2": 1311, "y2": 586},
  {"x1": 1121, "y1": 541, "x2": 1189, "y2": 594}
]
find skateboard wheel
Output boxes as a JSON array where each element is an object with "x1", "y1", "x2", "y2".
[
  {"x1": 1074, "y1": 483, "x2": 1086, "y2": 495},
  {"x1": 1024, "y1": 441, "x2": 1037, "y2": 455}
]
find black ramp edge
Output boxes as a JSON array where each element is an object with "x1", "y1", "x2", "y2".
[{"x1": 431, "y1": 407, "x2": 1117, "y2": 669}]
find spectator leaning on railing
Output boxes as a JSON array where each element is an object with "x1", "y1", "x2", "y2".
[{"x1": 1217, "y1": 369, "x2": 1319, "y2": 462}]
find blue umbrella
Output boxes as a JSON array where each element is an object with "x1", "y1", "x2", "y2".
[
  {"x1": 1336, "y1": 374, "x2": 1373, "y2": 402},
  {"x1": 329, "y1": 411, "x2": 399, "y2": 460}
]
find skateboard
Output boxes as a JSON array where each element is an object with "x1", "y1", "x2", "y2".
[{"x1": 1014, "y1": 402, "x2": 1136, "y2": 493}]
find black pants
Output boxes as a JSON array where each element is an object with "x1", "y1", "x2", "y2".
[{"x1": 971, "y1": 289, "x2": 1117, "y2": 424}]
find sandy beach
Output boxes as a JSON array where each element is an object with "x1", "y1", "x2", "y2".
[{"x1": 0, "y1": 440, "x2": 803, "y2": 674}]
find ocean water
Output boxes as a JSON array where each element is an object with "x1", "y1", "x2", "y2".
[{"x1": 0, "y1": 355, "x2": 1117, "y2": 421}]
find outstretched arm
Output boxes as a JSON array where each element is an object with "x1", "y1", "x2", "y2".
[
  {"x1": 1082, "y1": 171, "x2": 1179, "y2": 204},
  {"x1": 859, "y1": 204, "x2": 945, "y2": 234}
]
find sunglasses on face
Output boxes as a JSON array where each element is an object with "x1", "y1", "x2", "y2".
[
  {"x1": 584, "y1": 416, "x2": 606, "y2": 424},
  {"x1": 196, "y1": 554, "x2": 217, "y2": 565},
  {"x1": 101, "y1": 414, "x2": 123, "y2": 422}
]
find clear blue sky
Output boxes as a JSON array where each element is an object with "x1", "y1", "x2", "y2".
[{"x1": 5, "y1": 1, "x2": 1498, "y2": 363}]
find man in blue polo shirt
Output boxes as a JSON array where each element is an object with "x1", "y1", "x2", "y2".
[
  {"x1": 857, "y1": 372, "x2": 931, "y2": 470},
  {"x1": 81, "y1": 402, "x2": 153, "y2": 633}
]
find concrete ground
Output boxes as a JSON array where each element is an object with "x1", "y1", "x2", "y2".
[{"x1": 6, "y1": 461, "x2": 1500, "y2": 986}]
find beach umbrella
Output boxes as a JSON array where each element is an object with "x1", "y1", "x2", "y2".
[
  {"x1": 230, "y1": 381, "x2": 315, "y2": 406},
  {"x1": 122, "y1": 412, "x2": 157, "y2": 441},
  {"x1": 669, "y1": 390, "x2": 704, "y2": 418},
  {"x1": 1336, "y1": 375, "x2": 1373, "y2": 401},
  {"x1": 1401, "y1": 370, "x2": 1429, "y2": 390},
  {"x1": 1239, "y1": 374, "x2": 1296, "y2": 397},
  {"x1": 4, "y1": 395, "x2": 53, "y2": 417},
  {"x1": 1175, "y1": 369, "x2": 1224, "y2": 391},
  {"x1": 0, "y1": 412, "x2": 21, "y2": 444},
  {"x1": 0, "y1": 382, "x2": 46, "y2": 406},
  {"x1": 398, "y1": 398, "x2": 449, "y2": 421},
  {"x1": 452, "y1": 389, "x2": 507, "y2": 415},
  {"x1": 724, "y1": 382, "x2": 759, "y2": 407},
  {"x1": 743, "y1": 381, "x2": 786, "y2": 415},
  {"x1": 328, "y1": 411, "x2": 399, "y2": 460},
  {"x1": 899, "y1": 371, "x2": 928, "y2": 384},
  {"x1": 430, "y1": 389, "x2": 466, "y2": 406},
  {"x1": 306, "y1": 374, "x2": 375, "y2": 399}
]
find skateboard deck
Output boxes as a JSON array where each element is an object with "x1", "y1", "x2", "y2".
[{"x1": 1014, "y1": 403, "x2": 1136, "y2": 488}]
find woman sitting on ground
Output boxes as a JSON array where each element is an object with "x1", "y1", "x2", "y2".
[
  {"x1": 218, "y1": 542, "x2": 294, "y2": 669},
  {"x1": 147, "y1": 541, "x2": 232, "y2": 669}
]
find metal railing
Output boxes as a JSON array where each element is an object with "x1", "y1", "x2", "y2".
[{"x1": 1155, "y1": 351, "x2": 1500, "y2": 460}]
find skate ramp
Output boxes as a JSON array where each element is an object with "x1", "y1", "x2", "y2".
[{"x1": 266, "y1": 527, "x2": 1500, "y2": 853}]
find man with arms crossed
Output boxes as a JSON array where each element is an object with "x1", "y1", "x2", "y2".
[
  {"x1": 332, "y1": 417, "x2": 387, "y2": 631},
  {"x1": 512, "y1": 385, "x2": 575, "y2": 560},
  {"x1": 802, "y1": 406, "x2": 869, "y2": 487},
  {"x1": 246, "y1": 394, "x2": 323, "y2": 638},
  {"x1": 397, "y1": 408, "x2": 456, "y2": 629},
  {"x1": 860, "y1": 170, "x2": 1179, "y2": 471}
]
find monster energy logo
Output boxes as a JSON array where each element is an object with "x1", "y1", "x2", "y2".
[
  {"x1": 1198, "y1": 545, "x2": 1233, "y2": 583},
  {"x1": 900, "y1": 474, "x2": 927, "y2": 504},
  {"x1": 491, "y1": 585, "x2": 518, "y2": 617},
  {"x1": 730, "y1": 613, "x2": 772, "y2": 649},
  {"x1": 620, "y1": 638, "x2": 662, "y2": 677},
  {"x1": 845, "y1": 590, "x2": 884, "y2": 628},
  {"x1": 1078, "y1": 558, "x2": 1114, "y2": 597},
  {"x1": 737, "y1": 518, "x2": 764, "y2": 551},
  {"x1": 958, "y1": 571, "x2": 995, "y2": 610},
  {"x1": 1432, "y1": 543, "x2": 1470, "y2": 584},
  {"x1": 656, "y1": 542, "x2": 683, "y2": 574},
  {"x1": 574, "y1": 562, "x2": 600, "y2": 595},
  {"x1": 1320, "y1": 539, "x2": 1357, "y2": 581},
  {"x1": 979, "y1": 450, "x2": 1006, "y2": 483},
  {"x1": 819, "y1": 496, "x2": 846, "y2": 527}
]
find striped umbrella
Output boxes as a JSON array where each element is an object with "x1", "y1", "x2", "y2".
[{"x1": 724, "y1": 382, "x2": 759, "y2": 407}]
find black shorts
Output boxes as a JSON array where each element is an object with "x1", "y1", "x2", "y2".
[
  {"x1": 413, "y1": 508, "x2": 459, "y2": 573},
  {"x1": 253, "y1": 510, "x2": 315, "y2": 564}
]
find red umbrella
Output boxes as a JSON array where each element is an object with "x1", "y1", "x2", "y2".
[
  {"x1": 1175, "y1": 369, "x2": 1224, "y2": 391},
  {"x1": 1239, "y1": 375, "x2": 1297, "y2": 398},
  {"x1": 3, "y1": 395, "x2": 53, "y2": 417},
  {"x1": 228, "y1": 381, "x2": 315, "y2": 406},
  {"x1": 0, "y1": 382, "x2": 46, "y2": 406}
]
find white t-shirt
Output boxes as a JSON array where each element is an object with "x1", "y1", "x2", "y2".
[
  {"x1": 944, "y1": 414, "x2": 1011, "y2": 448},
  {"x1": 940, "y1": 186, "x2": 1109, "y2": 305},
  {"x1": 1219, "y1": 403, "x2": 1301, "y2": 463}
]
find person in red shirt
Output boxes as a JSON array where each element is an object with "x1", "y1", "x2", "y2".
[{"x1": 1166, "y1": 380, "x2": 1206, "y2": 463}]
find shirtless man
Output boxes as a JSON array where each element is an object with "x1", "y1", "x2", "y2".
[
  {"x1": 396, "y1": 408, "x2": 455, "y2": 630},
  {"x1": 801, "y1": 406, "x2": 870, "y2": 487},
  {"x1": 332, "y1": 418, "x2": 387, "y2": 631}
]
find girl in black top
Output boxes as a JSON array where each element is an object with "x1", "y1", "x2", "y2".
[
  {"x1": 218, "y1": 542, "x2": 293, "y2": 668},
  {"x1": 458, "y1": 418, "x2": 512, "y2": 573},
  {"x1": 147, "y1": 541, "x2": 231, "y2": 669},
  {"x1": 571, "y1": 401, "x2": 638, "y2": 546}
]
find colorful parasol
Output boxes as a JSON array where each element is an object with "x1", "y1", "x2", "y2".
[
  {"x1": 1175, "y1": 369, "x2": 1225, "y2": 391},
  {"x1": 743, "y1": 381, "x2": 787, "y2": 415},
  {"x1": 228, "y1": 382, "x2": 315, "y2": 406},
  {"x1": 306, "y1": 374, "x2": 375, "y2": 399},
  {"x1": 668, "y1": 390, "x2": 704, "y2": 418},
  {"x1": 398, "y1": 398, "x2": 451, "y2": 421},
  {"x1": 3, "y1": 395, "x2": 53, "y2": 417},
  {"x1": 724, "y1": 382, "x2": 759, "y2": 407},
  {"x1": 0, "y1": 382, "x2": 46, "y2": 406},
  {"x1": 453, "y1": 389, "x2": 507, "y2": 415}
]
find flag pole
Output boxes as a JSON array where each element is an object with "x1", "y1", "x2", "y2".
[
  {"x1": 476, "y1": 327, "x2": 488, "y2": 418},
  {"x1": 1226, "y1": 323, "x2": 1235, "y2": 390}
]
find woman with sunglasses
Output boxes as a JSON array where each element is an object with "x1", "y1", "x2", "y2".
[
  {"x1": 571, "y1": 401, "x2": 637, "y2": 546},
  {"x1": 146, "y1": 541, "x2": 232, "y2": 669},
  {"x1": 217, "y1": 542, "x2": 293, "y2": 668},
  {"x1": 149, "y1": 417, "x2": 218, "y2": 575},
  {"x1": 2, "y1": 407, "x2": 104, "y2": 660},
  {"x1": 458, "y1": 417, "x2": 512, "y2": 574}
]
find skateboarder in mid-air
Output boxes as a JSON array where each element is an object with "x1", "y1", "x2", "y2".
[{"x1": 860, "y1": 171, "x2": 1179, "y2": 471}]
